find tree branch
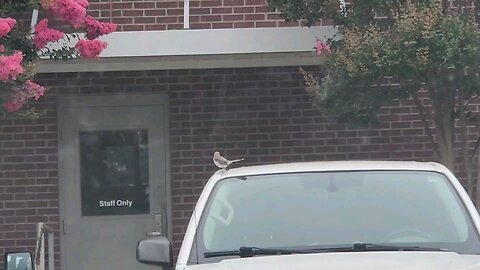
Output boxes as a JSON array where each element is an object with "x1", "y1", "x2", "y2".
[
  {"x1": 412, "y1": 91, "x2": 441, "y2": 159},
  {"x1": 475, "y1": 0, "x2": 480, "y2": 21},
  {"x1": 442, "y1": 0, "x2": 451, "y2": 14},
  {"x1": 470, "y1": 135, "x2": 480, "y2": 160}
]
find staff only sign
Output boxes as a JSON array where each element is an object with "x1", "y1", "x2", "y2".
[{"x1": 99, "y1": 199, "x2": 133, "y2": 208}]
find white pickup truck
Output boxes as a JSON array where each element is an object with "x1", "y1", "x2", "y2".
[{"x1": 136, "y1": 161, "x2": 480, "y2": 270}]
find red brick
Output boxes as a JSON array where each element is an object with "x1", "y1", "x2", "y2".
[
  {"x1": 122, "y1": 10, "x2": 144, "y2": 16},
  {"x1": 112, "y1": 17, "x2": 134, "y2": 24},
  {"x1": 234, "y1": 6, "x2": 254, "y2": 13},
  {"x1": 100, "y1": 10, "x2": 120, "y2": 18},
  {"x1": 67, "y1": 0, "x2": 302, "y2": 31},
  {"x1": 213, "y1": 22, "x2": 234, "y2": 28},
  {"x1": 223, "y1": 14, "x2": 244, "y2": 20},
  {"x1": 200, "y1": 0, "x2": 222, "y2": 6},
  {"x1": 212, "y1": 7, "x2": 233, "y2": 13},
  {"x1": 190, "y1": 23, "x2": 212, "y2": 29},
  {"x1": 167, "y1": 23, "x2": 184, "y2": 29},
  {"x1": 167, "y1": 9, "x2": 184, "y2": 15},
  {"x1": 224, "y1": 0, "x2": 245, "y2": 5},
  {"x1": 255, "y1": 6, "x2": 269, "y2": 12},
  {"x1": 134, "y1": 17, "x2": 156, "y2": 24},
  {"x1": 233, "y1": 21, "x2": 255, "y2": 27},
  {"x1": 245, "y1": 14, "x2": 265, "y2": 20},
  {"x1": 246, "y1": 0, "x2": 266, "y2": 4},
  {"x1": 157, "y1": 17, "x2": 178, "y2": 23},
  {"x1": 133, "y1": 2, "x2": 156, "y2": 9},
  {"x1": 111, "y1": 2, "x2": 133, "y2": 9},
  {"x1": 200, "y1": 15, "x2": 222, "y2": 22},
  {"x1": 191, "y1": 8, "x2": 212, "y2": 15},
  {"x1": 88, "y1": 3, "x2": 110, "y2": 9},
  {"x1": 145, "y1": 24, "x2": 167, "y2": 30},
  {"x1": 145, "y1": 10, "x2": 167, "y2": 16},
  {"x1": 156, "y1": 1, "x2": 178, "y2": 8},
  {"x1": 189, "y1": 1, "x2": 201, "y2": 7}
]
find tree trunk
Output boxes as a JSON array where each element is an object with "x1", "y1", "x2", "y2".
[
  {"x1": 432, "y1": 96, "x2": 456, "y2": 172},
  {"x1": 437, "y1": 139, "x2": 456, "y2": 171},
  {"x1": 475, "y1": 159, "x2": 480, "y2": 207},
  {"x1": 458, "y1": 88, "x2": 476, "y2": 203}
]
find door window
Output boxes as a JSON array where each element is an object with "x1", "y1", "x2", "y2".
[{"x1": 79, "y1": 130, "x2": 149, "y2": 216}]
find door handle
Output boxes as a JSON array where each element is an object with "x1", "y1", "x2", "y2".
[{"x1": 147, "y1": 231, "x2": 162, "y2": 236}]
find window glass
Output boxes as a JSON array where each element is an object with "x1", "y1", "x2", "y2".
[
  {"x1": 197, "y1": 171, "x2": 479, "y2": 261},
  {"x1": 80, "y1": 130, "x2": 149, "y2": 216}
]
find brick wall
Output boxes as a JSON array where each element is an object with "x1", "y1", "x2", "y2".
[
  {"x1": 2, "y1": 66, "x2": 477, "y2": 268},
  {"x1": 0, "y1": 98, "x2": 58, "y2": 267},
  {"x1": 86, "y1": 0, "x2": 326, "y2": 30}
]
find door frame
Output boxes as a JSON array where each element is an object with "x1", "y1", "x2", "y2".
[{"x1": 57, "y1": 93, "x2": 171, "y2": 270}]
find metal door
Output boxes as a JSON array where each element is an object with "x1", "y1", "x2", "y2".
[{"x1": 58, "y1": 94, "x2": 170, "y2": 270}]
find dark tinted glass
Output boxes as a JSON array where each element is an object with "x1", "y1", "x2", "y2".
[{"x1": 80, "y1": 130, "x2": 149, "y2": 216}]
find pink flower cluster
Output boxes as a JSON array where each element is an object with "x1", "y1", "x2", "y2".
[
  {"x1": 0, "y1": 51, "x2": 24, "y2": 81},
  {"x1": 316, "y1": 39, "x2": 332, "y2": 56},
  {"x1": 34, "y1": 19, "x2": 65, "y2": 49},
  {"x1": 84, "y1": 15, "x2": 117, "y2": 40},
  {"x1": 73, "y1": 0, "x2": 88, "y2": 8},
  {"x1": 49, "y1": 0, "x2": 87, "y2": 28},
  {"x1": 4, "y1": 80, "x2": 46, "y2": 113},
  {"x1": 75, "y1": 39, "x2": 107, "y2": 59},
  {"x1": 40, "y1": 0, "x2": 115, "y2": 59},
  {"x1": 0, "y1": 17, "x2": 16, "y2": 38}
]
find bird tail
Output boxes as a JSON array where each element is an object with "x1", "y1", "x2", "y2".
[{"x1": 228, "y1": 158, "x2": 245, "y2": 164}]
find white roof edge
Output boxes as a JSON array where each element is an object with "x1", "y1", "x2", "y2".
[
  {"x1": 38, "y1": 27, "x2": 336, "y2": 73},
  {"x1": 37, "y1": 51, "x2": 322, "y2": 73},
  {"x1": 97, "y1": 26, "x2": 337, "y2": 58},
  {"x1": 212, "y1": 160, "x2": 449, "y2": 181}
]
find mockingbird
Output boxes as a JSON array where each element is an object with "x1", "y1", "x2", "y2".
[{"x1": 213, "y1": 151, "x2": 244, "y2": 169}]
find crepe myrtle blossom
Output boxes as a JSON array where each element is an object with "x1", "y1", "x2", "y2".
[
  {"x1": 34, "y1": 19, "x2": 65, "y2": 49},
  {"x1": 84, "y1": 15, "x2": 117, "y2": 40},
  {"x1": 0, "y1": 17, "x2": 16, "y2": 38},
  {"x1": 73, "y1": 0, "x2": 89, "y2": 8},
  {"x1": 315, "y1": 38, "x2": 332, "y2": 56},
  {"x1": 4, "y1": 81, "x2": 46, "y2": 112},
  {"x1": 0, "y1": 51, "x2": 24, "y2": 81},
  {"x1": 42, "y1": 0, "x2": 88, "y2": 10},
  {"x1": 4, "y1": 99, "x2": 23, "y2": 113},
  {"x1": 0, "y1": 0, "x2": 119, "y2": 115},
  {"x1": 75, "y1": 39, "x2": 107, "y2": 59},
  {"x1": 4, "y1": 80, "x2": 46, "y2": 112},
  {"x1": 49, "y1": 0, "x2": 87, "y2": 28}
]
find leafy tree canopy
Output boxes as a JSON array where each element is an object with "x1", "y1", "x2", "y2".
[{"x1": 268, "y1": 0, "x2": 480, "y2": 203}]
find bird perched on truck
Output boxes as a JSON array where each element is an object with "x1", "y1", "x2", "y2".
[{"x1": 213, "y1": 151, "x2": 244, "y2": 170}]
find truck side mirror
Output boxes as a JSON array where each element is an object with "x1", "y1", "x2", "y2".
[
  {"x1": 4, "y1": 252, "x2": 34, "y2": 270},
  {"x1": 136, "y1": 236, "x2": 173, "y2": 268}
]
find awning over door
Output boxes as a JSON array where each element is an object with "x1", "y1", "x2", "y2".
[{"x1": 38, "y1": 26, "x2": 336, "y2": 73}]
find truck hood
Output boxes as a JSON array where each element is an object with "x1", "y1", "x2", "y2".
[{"x1": 184, "y1": 252, "x2": 480, "y2": 270}]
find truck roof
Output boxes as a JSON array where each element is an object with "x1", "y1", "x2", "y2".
[{"x1": 211, "y1": 160, "x2": 450, "y2": 181}]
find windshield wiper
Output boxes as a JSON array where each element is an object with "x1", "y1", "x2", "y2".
[
  {"x1": 302, "y1": 243, "x2": 448, "y2": 253},
  {"x1": 204, "y1": 247, "x2": 301, "y2": 258},
  {"x1": 349, "y1": 243, "x2": 449, "y2": 252},
  {"x1": 204, "y1": 244, "x2": 449, "y2": 258}
]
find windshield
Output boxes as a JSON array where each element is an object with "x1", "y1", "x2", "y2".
[{"x1": 192, "y1": 170, "x2": 480, "y2": 264}]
